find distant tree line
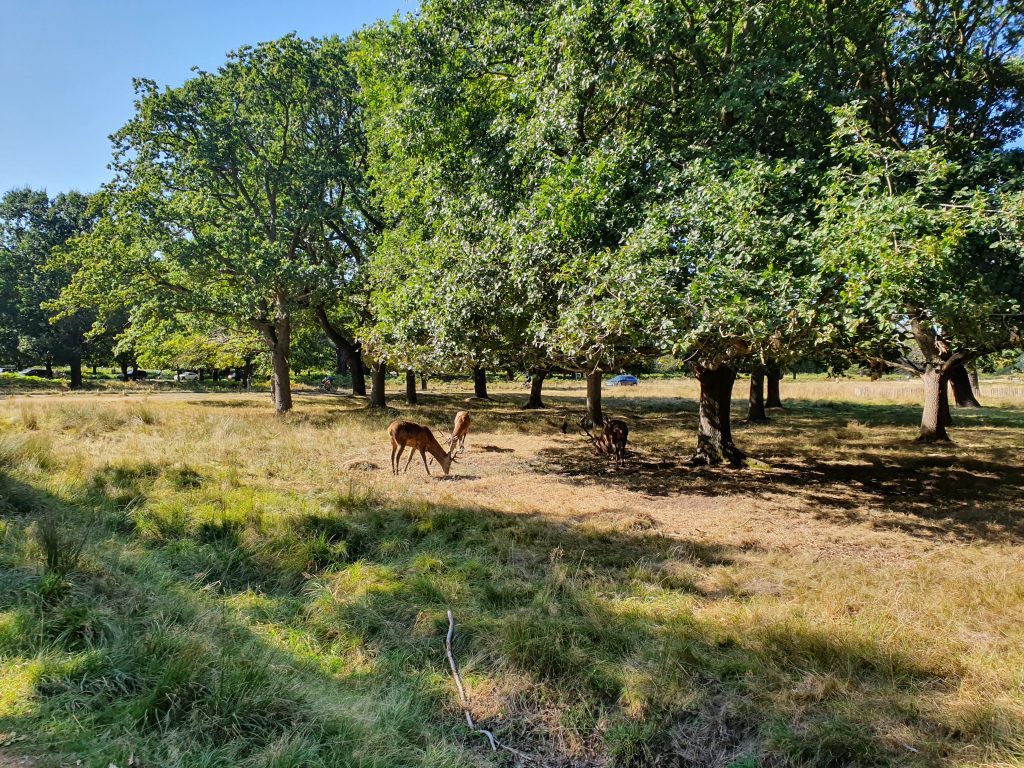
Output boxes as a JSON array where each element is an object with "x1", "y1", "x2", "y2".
[{"x1": 2, "y1": 0, "x2": 1022, "y2": 461}]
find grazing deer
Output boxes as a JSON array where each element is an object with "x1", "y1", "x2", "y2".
[
  {"x1": 578, "y1": 415, "x2": 629, "y2": 467},
  {"x1": 445, "y1": 410, "x2": 471, "y2": 455},
  {"x1": 388, "y1": 420, "x2": 456, "y2": 476}
]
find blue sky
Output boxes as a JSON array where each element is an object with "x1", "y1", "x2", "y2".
[{"x1": 0, "y1": 0, "x2": 415, "y2": 196}]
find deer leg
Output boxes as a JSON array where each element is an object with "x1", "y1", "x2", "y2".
[
  {"x1": 422, "y1": 449, "x2": 432, "y2": 475},
  {"x1": 404, "y1": 449, "x2": 416, "y2": 473},
  {"x1": 391, "y1": 441, "x2": 400, "y2": 475}
]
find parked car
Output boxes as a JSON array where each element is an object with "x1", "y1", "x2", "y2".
[
  {"x1": 0, "y1": 366, "x2": 17, "y2": 374},
  {"x1": 117, "y1": 369, "x2": 148, "y2": 381},
  {"x1": 175, "y1": 371, "x2": 200, "y2": 382},
  {"x1": 18, "y1": 367, "x2": 51, "y2": 378},
  {"x1": 607, "y1": 374, "x2": 639, "y2": 386}
]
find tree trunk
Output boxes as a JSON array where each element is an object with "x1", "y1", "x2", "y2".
[
  {"x1": 269, "y1": 348, "x2": 292, "y2": 413},
  {"x1": 45, "y1": 360, "x2": 53, "y2": 378},
  {"x1": 918, "y1": 366, "x2": 952, "y2": 442},
  {"x1": 242, "y1": 359, "x2": 254, "y2": 390},
  {"x1": 120, "y1": 360, "x2": 129, "y2": 379},
  {"x1": 969, "y1": 368, "x2": 981, "y2": 395},
  {"x1": 335, "y1": 345, "x2": 348, "y2": 376},
  {"x1": 420, "y1": 373, "x2": 428, "y2": 391},
  {"x1": 525, "y1": 369, "x2": 547, "y2": 409},
  {"x1": 586, "y1": 370, "x2": 603, "y2": 426},
  {"x1": 405, "y1": 370, "x2": 417, "y2": 405},
  {"x1": 692, "y1": 364, "x2": 745, "y2": 465},
  {"x1": 313, "y1": 306, "x2": 365, "y2": 396},
  {"x1": 370, "y1": 362, "x2": 387, "y2": 408},
  {"x1": 473, "y1": 366, "x2": 489, "y2": 399},
  {"x1": 258, "y1": 311, "x2": 293, "y2": 414},
  {"x1": 766, "y1": 365, "x2": 783, "y2": 408},
  {"x1": 948, "y1": 362, "x2": 982, "y2": 408},
  {"x1": 69, "y1": 356, "x2": 83, "y2": 390},
  {"x1": 350, "y1": 346, "x2": 367, "y2": 396},
  {"x1": 91, "y1": 364, "x2": 97, "y2": 375},
  {"x1": 506, "y1": 367, "x2": 515, "y2": 382},
  {"x1": 748, "y1": 370, "x2": 767, "y2": 422}
]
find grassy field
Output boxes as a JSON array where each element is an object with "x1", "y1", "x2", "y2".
[{"x1": 1, "y1": 377, "x2": 1022, "y2": 768}]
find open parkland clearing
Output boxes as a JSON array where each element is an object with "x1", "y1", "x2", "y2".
[{"x1": 1, "y1": 376, "x2": 1022, "y2": 767}]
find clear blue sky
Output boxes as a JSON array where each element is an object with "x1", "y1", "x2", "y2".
[{"x1": 0, "y1": 0, "x2": 416, "y2": 196}]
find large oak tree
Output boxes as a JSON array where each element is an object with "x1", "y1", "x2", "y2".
[{"x1": 56, "y1": 35, "x2": 374, "y2": 413}]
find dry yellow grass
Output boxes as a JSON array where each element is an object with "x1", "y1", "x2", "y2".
[{"x1": 1, "y1": 375, "x2": 1022, "y2": 767}]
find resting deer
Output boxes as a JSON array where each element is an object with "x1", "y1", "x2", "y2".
[
  {"x1": 445, "y1": 410, "x2": 471, "y2": 455},
  {"x1": 579, "y1": 415, "x2": 629, "y2": 467},
  {"x1": 388, "y1": 420, "x2": 456, "y2": 476}
]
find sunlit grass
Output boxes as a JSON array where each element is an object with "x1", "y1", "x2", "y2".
[{"x1": 0, "y1": 377, "x2": 1021, "y2": 767}]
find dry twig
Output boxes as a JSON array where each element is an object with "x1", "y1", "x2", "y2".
[{"x1": 444, "y1": 610, "x2": 533, "y2": 763}]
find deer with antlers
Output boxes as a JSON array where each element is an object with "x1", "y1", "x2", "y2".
[
  {"x1": 388, "y1": 420, "x2": 457, "y2": 476},
  {"x1": 568, "y1": 415, "x2": 629, "y2": 467},
  {"x1": 445, "y1": 410, "x2": 471, "y2": 455}
]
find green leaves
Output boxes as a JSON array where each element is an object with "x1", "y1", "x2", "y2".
[
  {"x1": 815, "y1": 120, "x2": 1023, "y2": 367},
  {"x1": 60, "y1": 35, "x2": 374, "y2": 348},
  {"x1": 0, "y1": 189, "x2": 97, "y2": 367}
]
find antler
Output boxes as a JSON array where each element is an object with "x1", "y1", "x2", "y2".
[{"x1": 578, "y1": 415, "x2": 601, "y2": 447}]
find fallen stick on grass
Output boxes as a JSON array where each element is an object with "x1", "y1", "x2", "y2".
[{"x1": 444, "y1": 609, "x2": 533, "y2": 763}]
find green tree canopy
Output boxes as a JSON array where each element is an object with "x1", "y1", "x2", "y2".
[
  {"x1": 54, "y1": 34, "x2": 375, "y2": 412},
  {"x1": 0, "y1": 188, "x2": 99, "y2": 387}
]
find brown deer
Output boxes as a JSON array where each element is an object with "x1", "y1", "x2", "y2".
[
  {"x1": 579, "y1": 415, "x2": 629, "y2": 467},
  {"x1": 445, "y1": 410, "x2": 471, "y2": 455},
  {"x1": 388, "y1": 420, "x2": 456, "y2": 476}
]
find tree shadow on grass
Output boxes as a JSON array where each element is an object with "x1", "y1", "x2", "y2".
[
  {"x1": 536, "y1": 401, "x2": 1024, "y2": 544},
  {"x1": 0, "y1": 466, "x2": 1009, "y2": 767}
]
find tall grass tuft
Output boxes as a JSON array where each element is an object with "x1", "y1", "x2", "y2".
[
  {"x1": 36, "y1": 514, "x2": 89, "y2": 576},
  {"x1": 0, "y1": 432, "x2": 52, "y2": 470},
  {"x1": 19, "y1": 406, "x2": 40, "y2": 430}
]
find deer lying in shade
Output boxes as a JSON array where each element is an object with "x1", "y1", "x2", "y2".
[
  {"x1": 388, "y1": 420, "x2": 457, "y2": 476},
  {"x1": 567, "y1": 415, "x2": 629, "y2": 467},
  {"x1": 445, "y1": 410, "x2": 471, "y2": 455}
]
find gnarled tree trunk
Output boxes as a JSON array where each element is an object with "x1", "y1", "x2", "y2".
[
  {"x1": 420, "y1": 373, "x2": 428, "y2": 391},
  {"x1": 766, "y1": 364, "x2": 783, "y2": 408},
  {"x1": 918, "y1": 366, "x2": 952, "y2": 442},
  {"x1": 525, "y1": 368, "x2": 547, "y2": 409},
  {"x1": 692, "y1": 364, "x2": 745, "y2": 466},
  {"x1": 586, "y1": 370, "x2": 603, "y2": 425},
  {"x1": 748, "y1": 370, "x2": 767, "y2": 422},
  {"x1": 473, "y1": 366, "x2": 489, "y2": 399},
  {"x1": 948, "y1": 361, "x2": 982, "y2": 408},
  {"x1": 405, "y1": 370, "x2": 417, "y2": 405},
  {"x1": 370, "y1": 362, "x2": 386, "y2": 409}
]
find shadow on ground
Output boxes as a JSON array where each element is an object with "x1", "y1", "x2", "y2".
[
  {"x1": 0, "y1": 460, "x2": 990, "y2": 767},
  {"x1": 535, "y1": 400, "x2": 1024, "y2": 544}
]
